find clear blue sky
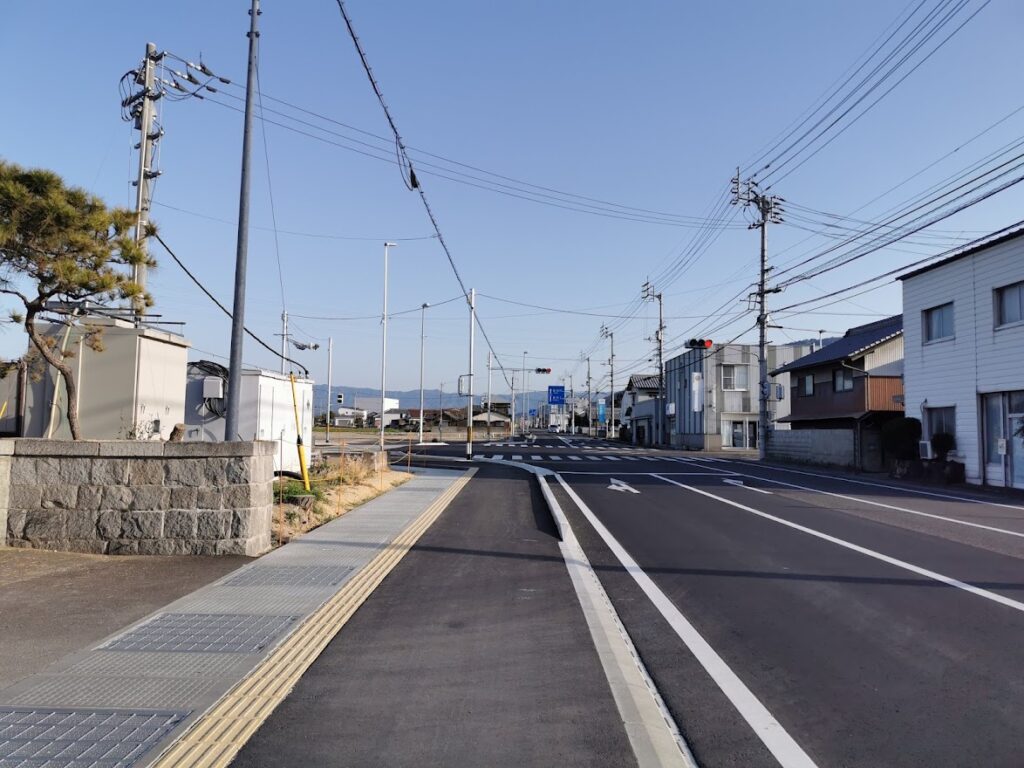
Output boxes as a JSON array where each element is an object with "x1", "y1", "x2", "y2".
[{"x1": 2, "y1": 1, "x2": 1021, "y2": 395}]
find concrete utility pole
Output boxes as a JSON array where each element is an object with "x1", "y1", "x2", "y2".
[
  {"x1": 522, "y1": 351, "x2": 528, "y2": 436},
  {"x1": 601, "y1": 325, "x2": 615, "y2": 440},
  {"x1": 379, "y1": 242, "x2": 396, "y2": 452},
  {"x1": 131, "y1": 42, "x2": 162, "y2": 318},
  {"x1": 279, "y1": 311, "x2": 288, "y2": 375},
  {"x1": 326, "y1": 336, "x2": 333, "y2": 444},
  {"x1": 642, "y1": 281, "x2": 666, "y2": 446},
  {"x1": 586, "y1": 356, "x2": 593, "y2": 437},
  {"x1": 418, "y1": 302, "x2": 428, "y2": 445},
  {"x1": 466, "y1": 288, "x2": 476, "y2": 459},
  {"x1": 224, "y1": 0, "x2": 261, "y2": 443},
  {"x1": 509, "y1": 373, "x2": 515, "y2": 439},
  {"x1": 486, "y1": 350, "x2": 492, "y2": 439},
  {"x1": 732, "y1": 170, "x2": 784, "y2": 461},
  {"x1": 569, "y1": 374, "x2": 575, "y2": 435}
]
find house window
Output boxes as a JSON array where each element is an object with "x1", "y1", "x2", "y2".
[
  {"x1": 923, "y1": 302, "x2": 954, "y2": 342},
  {"x1": 722, "y1": 365, "x2": 748, "y2": 391},
  {"x1": 996, "y1": 281, "x2": 1024, "y2": 327},
  {"x1": 833, "y1": 368, "x2": 854, "y2": 392},
  {"x1": 927, "y1": 406, "x2": 956, "y2": 438},
  {"x1": 800, "y1": 375, "x2": 814, "y2": 396}
]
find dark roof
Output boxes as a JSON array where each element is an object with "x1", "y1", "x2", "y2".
[
  {"x1": 898, "y1": 224, "x2": 1024, "y2": 281},
  {"x1": 625, "y1": 374, "x2": 660, "y2": 392},
  {"x1": 772, "y1": 315, "x2": 902, "y2": 375}
]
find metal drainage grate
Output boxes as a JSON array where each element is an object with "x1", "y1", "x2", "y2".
[
  {"x1": 0, "y1": 706, "x2": 186, "y2": 767},
  {"x1": 100, "y1": 613, "x2": 298, "y2": 654},
  {"x1": 221, "y1": 565, "x2": 354, "y2": 588}
]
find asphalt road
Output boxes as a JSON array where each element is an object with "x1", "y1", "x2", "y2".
[
  {"x1": 404, "y1": 435, "x2": 1024, "y2": 767},
  {"x1": 233, "y1": 461, "x2": 636, "y2": 768}
]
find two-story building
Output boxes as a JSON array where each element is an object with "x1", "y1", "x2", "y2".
[
  {"x1": 770, "y1": 315, "x2": 904, "y2": 471},
  {"x1": 621, "y1": 374, "x2": 660, "y2": 444},
  {"x1": 664, "y1": 342, "x2": 812, "y2": 450},
  {"x1": 899, "y1": 226, "x2": 1024, "y2": 488}
]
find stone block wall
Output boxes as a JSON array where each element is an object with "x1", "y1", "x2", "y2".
[
  {"x1": 767, "y1": 428, "x2": 856, "y2": 469},
  {"x1": 0, "y1": 439, "x2": 275, "y2": 556}
]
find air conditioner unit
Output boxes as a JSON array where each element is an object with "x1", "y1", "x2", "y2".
[{"x1": 919, "y1": 440, "x2": 935, "y2": 460}]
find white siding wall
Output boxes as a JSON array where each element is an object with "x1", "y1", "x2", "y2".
[
  {"x1": 902, "y1": 235, "x2": 1024, "y2": 484},
  {"x1": 863, "y1": 336, "x2": 904, "y2": 375}
]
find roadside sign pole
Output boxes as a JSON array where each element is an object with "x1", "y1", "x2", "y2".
[{"x1": 466, "y1": 288, "x2": 475, "y2": 458}]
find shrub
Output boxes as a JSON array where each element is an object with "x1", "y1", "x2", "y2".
[
  {"x1": 930, "y1": 432, "x2": 956, "y2": 461},
  {"x1": 881, "y1": 417, "x2": 922, "y2": 461}
]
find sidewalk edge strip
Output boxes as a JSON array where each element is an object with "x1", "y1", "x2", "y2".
[
  {"x1": 539, "y1": 474, "x2": 695, "y2": 768},
  {"x1": 146, "y1": 468, "x2": 477, "y2": 768}
]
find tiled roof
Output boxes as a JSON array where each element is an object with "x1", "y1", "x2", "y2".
[
  {"x1": 625, "y1": 374, "x2": 660, "y2": 391},
  {"x1": 772, "y1": 315, "x2": 902, "y2": 375}
]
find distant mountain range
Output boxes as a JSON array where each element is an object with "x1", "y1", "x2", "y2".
[{"x1": 312, "y1": 385, "x2": 546, "y2": 415}]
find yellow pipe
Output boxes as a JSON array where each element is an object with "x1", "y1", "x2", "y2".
[{"x1": 289, "y1": 373, "x2": 311, "y2": 491}]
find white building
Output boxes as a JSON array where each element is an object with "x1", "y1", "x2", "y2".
[
  {"x1": 899, "y1": 227, "x2": 1024, "y2": 488},
  {"x1": 332, "y1": 405, "x2": 367, "y2": 428},
  {"x1": 665, "y1": 342, "x2": 812, "y2": 450}
]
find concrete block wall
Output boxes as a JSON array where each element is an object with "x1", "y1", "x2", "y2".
[
  {"x1": 767, "y1": 429, "x2": 856, "y2": 469},
  {"x1": 0, "y1": 439, "x2": 275, "y2": 556}
]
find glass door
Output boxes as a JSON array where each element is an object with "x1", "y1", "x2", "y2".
[
  {"x1": 1010, "y1": 391, "x2": 1024, "y2": 489},
  {"x1": 731, "y1": 421, "x2": 744, "y2": 448}
]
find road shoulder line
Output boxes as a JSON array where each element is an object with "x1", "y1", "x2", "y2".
[
  {"x1": 555, "y1": 473, "x2": 819, "y2": 768},
  {"x1": 539, "y1": 474, "x2": 694, "y2": 768},
  {"x1": 148, "y1": 468, "x2": 477, "y2": 768}
]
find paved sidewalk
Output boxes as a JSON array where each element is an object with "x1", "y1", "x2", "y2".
[{"x1": 0, "y1": 468, "x2": 465, "y2": 768}]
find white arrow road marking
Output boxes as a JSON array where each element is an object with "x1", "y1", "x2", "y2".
[
  {"x1": 723, "y1": 478, "x2": 773, "y2": 495},
  {"x1": 608, "y1": 478, "x2": 641, "y2": 494}
]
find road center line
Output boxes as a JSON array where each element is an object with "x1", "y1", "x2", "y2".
[
  {"x1": 555, "y1": 473, "x2": 819, "y2": 768},
  {"x1": 651, "y1": 474, "x2": 1024, "y2": 615}
]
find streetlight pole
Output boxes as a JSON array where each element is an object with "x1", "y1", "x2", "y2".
[
  {"x1": 418, "y1": 302, "x2": 429, "y2": 445},
  {"x1": 326, "y1": 336, "x2": 333, "y2": 444},
  {"x1": 570, "y1": 374, "x2": 575, "y2": 435},
  {"x1": 224, "y1": 0, "x2": 260, "y2": 443},
  {"x1": 379, "y1": 242, "x2": 396, "y2": 453},
  {"x1": 486, "y1": 350, "x2": 492, "y2": 439},
  {"x1": 466, "y1": 288, "x2": 476, "y2": 459},
  {"x1": 522, "y1": 351, "x2": 528, "y2": 436}
]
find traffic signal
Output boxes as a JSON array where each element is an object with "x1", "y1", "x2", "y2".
[
  {"x1": 336, "y1": 393, "x2": 345, "y2": 404},
  {"x1": 687, "y1": 339, "x2": 713, "y2": 349},
  {"x1": 534, "y1": 367, "x2": 552, "y2": 374}
]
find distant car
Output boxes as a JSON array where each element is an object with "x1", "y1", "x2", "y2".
[{"x1": 548, "y1": 425, "x2": 560, "y2": 433}]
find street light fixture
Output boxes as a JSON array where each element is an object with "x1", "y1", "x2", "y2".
[{"x1": 380, "y1": 242, "x2": 397, "y2": 452}]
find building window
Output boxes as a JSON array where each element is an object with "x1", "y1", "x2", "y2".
[
  {"x1": 722, "y1": 365, "x2": 748, "y2": 391},
  {"x1": 833, "y1": 368, "x2": 854, "y2": 392},
  {"x1": 800, "y1": 375, "x2": 814, "y2": 396},
  {"x1": 923, "y1": 302, "x2": 954, "y2": 342},
  {"x1": 996, "y1": 282, "x2": 1024, "y2": 327},
  {"x1": 927, "y1": 406, "x2": 956, "y2": 438}
]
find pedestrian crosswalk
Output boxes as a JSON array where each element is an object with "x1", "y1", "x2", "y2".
[{"x1": 471, "y1": 453, "x2": 706, "y2": 463}]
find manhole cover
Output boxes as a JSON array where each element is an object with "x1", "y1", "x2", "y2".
[
  {"x1": 100, "y1": 613, "x2": 298, "y2": 654},
  {"x1": 0, "y1": 707, "x2": 186, "y2": 767},
  {"x1": 221, "y1": 565, "x2": 354, "y2": 588}
]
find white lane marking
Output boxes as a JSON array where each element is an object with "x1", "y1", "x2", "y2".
[
  {"x1": 716, "y1": 467, "x2": 1024, "y2": 540},
  {"x1": 587, "y1": 456, "x2": 603, "y2": 462},
  {"x1": 548, "y1": 455, "x2": 562, "y2": 461},
  {"x1": 651, "y1": 474, "x2": 1024, "y2": 616},
  {"x1": 715, "y1": 459, "x2": 1024, "y2": 512},
  {"x1": 607, "y1": 456, "x2": 623, "y2": 462},
  {"x1": 512, "y1": 455, "x2": 523, "y2": 461},
  {"x1": 492, "y1": 454, "x2": 504, "y2": 460},
  {"x1": 559, "y1": 471, "x2": 735, "y2": 476},
  {"x1": 608, "y1": 478, "x2": 641, "y2": 494},
  {"x1": 569, "y1": 455, "x2": 583, "y2": 461},
  {"x1": 556, "y1": 474, "x2": 819, "y2": 768},
  {"x1": 621, "y1": 456, "x2": 640, "y2": 462},
  {"x1": 531, "y1": 455, "x2": 543, "y2": 461},
  {"x1": 723, "y1": 478, "x2": 773, "y2": 495}
]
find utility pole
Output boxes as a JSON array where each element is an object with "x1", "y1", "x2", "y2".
[
  {"x1": 510, "y1": 372, "x2": 515, "y2": 439},
  {"x1": 131, "y1": 42, "x2": 162, "y2": 319},
  {"x1": 522, "y1": 351, "x2": 528, "y2": 436},
  {"x1": 601, "y1": 326, "x2": 615, "y2": 440},
  {"x1": 439, "y1": 381, "x2": 444, "y2": 438},
  {"x1": 279, "y1": 311, "x2": 288, "y2": 374},
  {"x1": 326, "y1": 336, "x2": 333, "y2": 444},
  {"x1": 570, "y1": 374, "x2": 575, "y2": 435},
  {"x1": 224, "y1": 0, "x2": 260, "y2": 443},
  {"x1": 379, "y1": 242, "x2": 396, "y2": 453},
  {"x1": 418, "y1": 302, "x2": 428, "y2": 445},
  {"x1": 466, "y1": 288, "x2": 476, "y2": 459},
  {"x1": 732, "y1": 169, "x2": 784, "y2": 461},
  {"x1": 486, "y1": 350, "x2": 492, "y2": 439},
  {"x1": 586, "y1": 356, "x2": 593, "y2": 437},
  {"x1": 642, "y1": 281, "x2": 666, "y2": 446}
]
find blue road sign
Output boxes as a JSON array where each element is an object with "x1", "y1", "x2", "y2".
[
  {"x1": 529, "y1": 409, "x2": 537, "y2": 417},
  {"x1": 597, "y1": 401, "x2": 607, "y2": 423},
  {"x1": 548, "y1": 386, "x2": 565, "y2": 405}
]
